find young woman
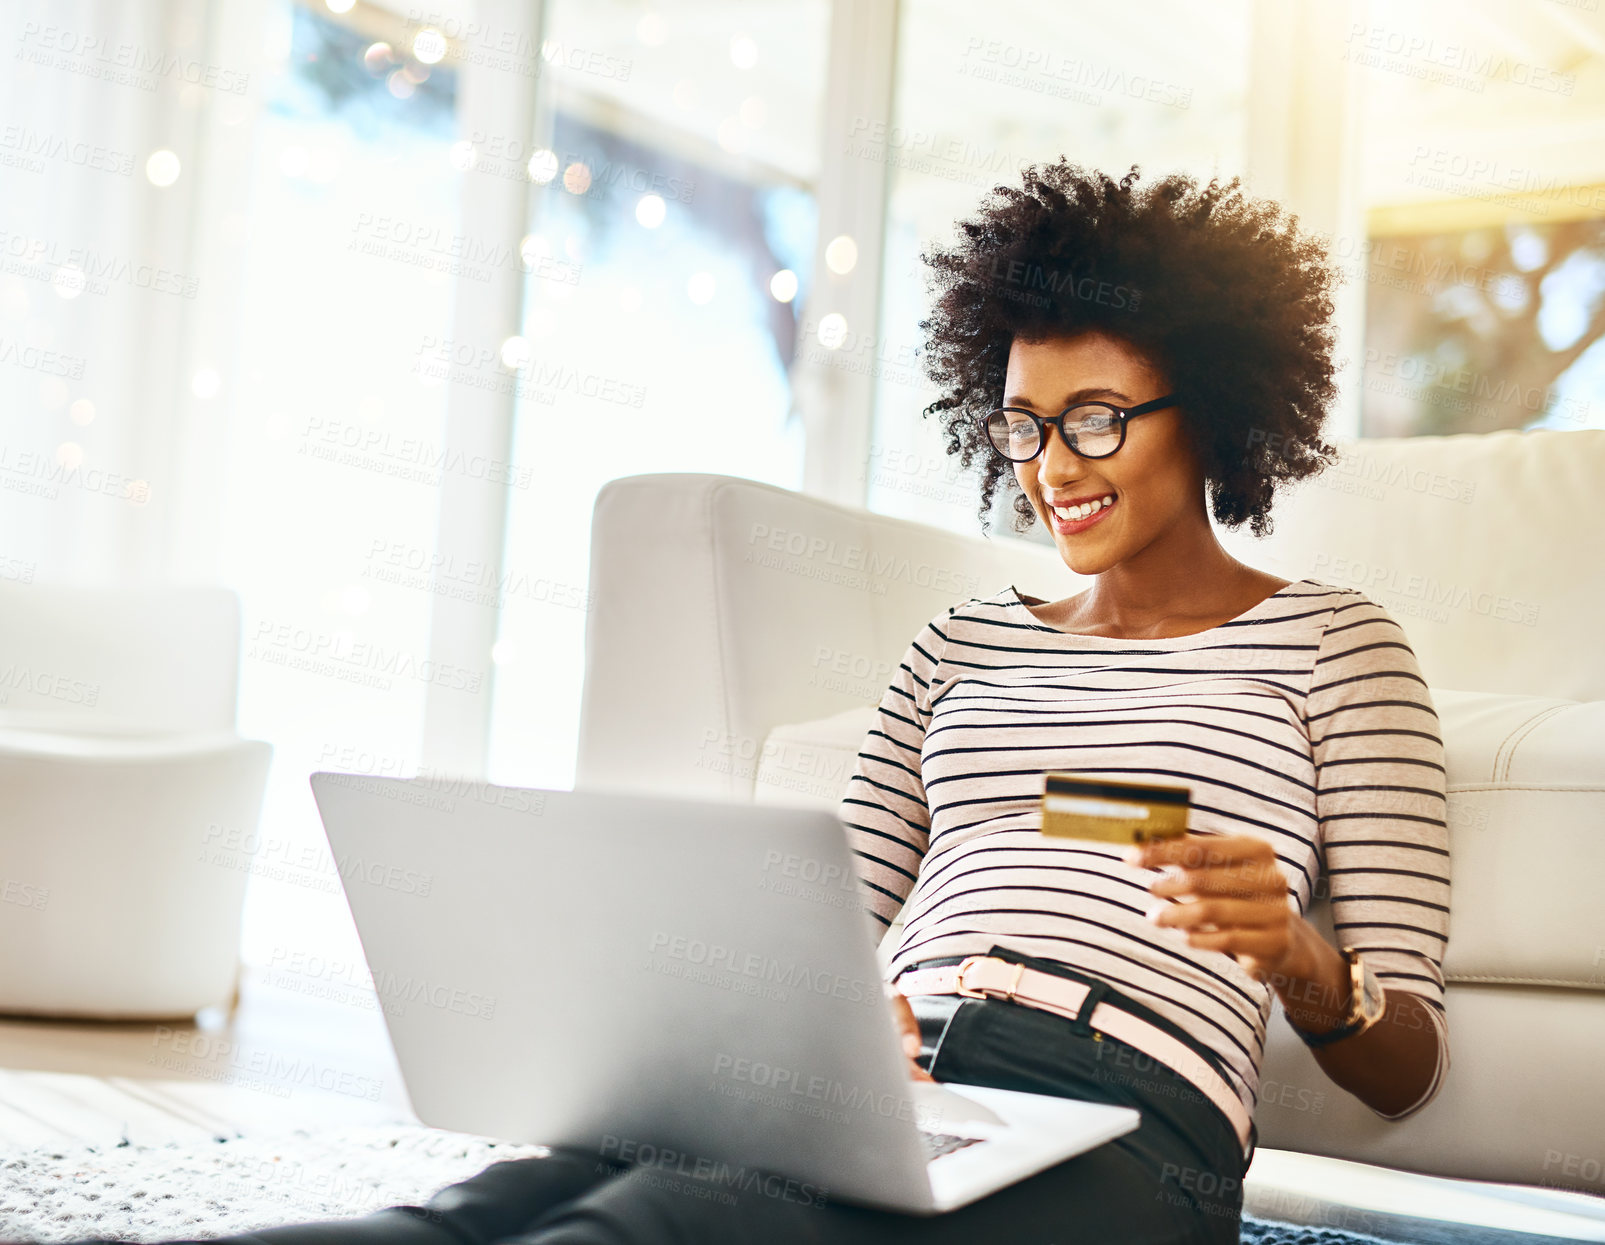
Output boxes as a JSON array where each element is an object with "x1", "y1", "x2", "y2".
[{"x1": 66, "y1": 162, "x2": 1449, "y2": 1245}]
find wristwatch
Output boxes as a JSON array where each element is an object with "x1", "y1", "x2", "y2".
[{"x1": 1290, "y1": 946, "x2": 1386, "y2": 1049}]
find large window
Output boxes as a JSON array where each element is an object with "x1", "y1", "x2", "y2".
[
  {"x1": 482, "y1": 0, "x2": 827, "y2": 788},
  {"x1": 208, "y1": 0, "x2": 830, "y2": 962},
  {"x1": 1344, "y1": 0, "x2": 1605, "y2": 436},
  {"x1": 1361, "y1": 220, "x2": 1605, "y2": 436},
  {"x1": 220, "y1": 2, "x2": 465, "y2": 965}
]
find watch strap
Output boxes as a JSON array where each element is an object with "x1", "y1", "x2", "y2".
[
  {"x1": 1295, "y1": 1011, "x2": 1367, "y2": 1049},
  {"x1": 1289, "y1": 947, "x2": 1380, "y2": 1049}
]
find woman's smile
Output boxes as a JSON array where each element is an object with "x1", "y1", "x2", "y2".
[{"x1": 1045, "y1": 493, "x2": 1117, "y2": 535}]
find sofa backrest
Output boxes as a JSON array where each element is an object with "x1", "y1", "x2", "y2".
[
  {"x1": 575, "y1": 471, "x2": 1070, "y2": 800},
  {"x1": 1214, "y1": 428, "x2": 1603, "y2": 701},
  {"x1": 0, "y1": 583, "x2": 242, "y2": 735}
]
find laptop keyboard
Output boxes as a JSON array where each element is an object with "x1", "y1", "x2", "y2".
[{"x1": 918, "y1": 1128, "x2": 986, "y2": 1162}]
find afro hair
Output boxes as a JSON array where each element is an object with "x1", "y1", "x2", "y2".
[{"x1": 918, "y1": 159, "x2": 1344, "y2": 537}]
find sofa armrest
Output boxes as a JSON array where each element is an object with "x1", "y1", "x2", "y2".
[
  {"x1": 0, "y1": 735, "x2": 272, "y2": 1018},
  {"x1": 575, "y1": 473, "x2": 1070, "y2": 801}
]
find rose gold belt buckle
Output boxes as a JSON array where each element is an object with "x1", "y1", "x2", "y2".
[{"x1": 953, "y1": 955, "x2": 1027, "y2": 1001}]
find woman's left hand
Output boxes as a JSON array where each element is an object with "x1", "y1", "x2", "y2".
[{"x1": 1126, "y1": 834, "x2": 1299, "y2": 982}]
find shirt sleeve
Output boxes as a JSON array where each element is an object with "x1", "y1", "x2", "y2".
[
  {"x1": 836, "y1": 608, "x2": 952, "y2": 930},
  {"x1": 1308, "y1": 591, "x2": 1452, "y2": 1120}
]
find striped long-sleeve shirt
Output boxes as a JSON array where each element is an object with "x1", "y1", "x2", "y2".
[{"x1": 840, "y1": 578, "x2": 1450, "y2": 1121}]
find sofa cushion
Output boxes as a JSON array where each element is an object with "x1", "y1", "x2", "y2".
[
  {"x1": 0, "y1": 723, "x2": 249, "y2": 760},
  {"x1": 753, "y1": 690, "x2": 1605, "y2": 991}
]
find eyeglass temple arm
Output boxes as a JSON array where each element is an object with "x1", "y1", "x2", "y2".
[{"x1": 1124, "y1": 393, "x2": 1180, "y2": 417}]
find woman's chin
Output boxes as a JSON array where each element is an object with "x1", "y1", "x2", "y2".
[
  {"x1": 1052, "y1": 542, "x2": 1114, "y2": 578},
  {"x1": 1043, "y1": 519, "x2": 1119, "y2": 575}
]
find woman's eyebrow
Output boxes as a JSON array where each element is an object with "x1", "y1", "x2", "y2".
[{"x1": 1002, "y1": 386, "x2": 1133, "y2": 408}]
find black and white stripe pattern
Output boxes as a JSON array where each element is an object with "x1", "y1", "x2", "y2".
[{"x1": 841, "y1": 579, "x2": 1450, "y2": 1120}]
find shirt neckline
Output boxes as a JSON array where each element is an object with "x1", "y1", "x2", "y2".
[{"x1": 1004, "y1": 579, "x2": 1312, "y2": 644}]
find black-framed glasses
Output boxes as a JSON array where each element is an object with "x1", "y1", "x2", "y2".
[{"x1": 978, "y1": 394, "x2": 1181, "y2": 462}]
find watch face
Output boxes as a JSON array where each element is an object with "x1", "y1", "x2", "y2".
[{"x1": 1356, "y1": 957, "x2": 1386, "y2": 1023}]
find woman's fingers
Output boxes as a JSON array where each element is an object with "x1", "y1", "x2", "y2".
[
  {"x1": 1148, "y1": 865, "x2": 1282, "y2": 901},
  {"x1": 1176, "y1": 928, "x2": 1291, "y2": 977},
  {"x1": 1151, "y1": 893, "x2": 1295, "y2": 976},
  {"x1": 1128, "y1": 837, "x2": 1295, "y2": 974},
  {"x1": 1127, "y1": 833, "x2": 1278, "y2": 874},
  {"x1": 887, "y1": 986, "x2": 936, "y2": 1081},
  {"x1": 1152, "y1": 897, "x2": 1286, "y2": 931},
  {"x1": 1133, "y1": 835, "x2": 1289, "y2": 937}
]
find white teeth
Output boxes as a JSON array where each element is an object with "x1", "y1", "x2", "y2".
[{"x1": 1052, "y1": 496, "x2": 1114, "y2": 522}]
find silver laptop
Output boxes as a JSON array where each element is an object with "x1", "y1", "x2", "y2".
[{"x1": 309, "y1": 773, "x2": 1139, "y2": 1214}]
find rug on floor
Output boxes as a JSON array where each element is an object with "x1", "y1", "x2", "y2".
[{"x1": 0, "y1": 1125, "x2": 1404, "y2": 1244}]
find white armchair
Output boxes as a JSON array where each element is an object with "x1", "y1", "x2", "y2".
[
  {"x1": 0, "y1": 584, "x2": 272, "y2": 1019},
  {"x1": 574, "y1": 428, "x2": 1605, "y2": 1194}
]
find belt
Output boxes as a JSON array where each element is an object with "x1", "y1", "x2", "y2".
[{"x1": 896, "y1": 954, "x2": 1254, "y2": 1156}]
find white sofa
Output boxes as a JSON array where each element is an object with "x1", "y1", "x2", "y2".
[
  {"x1": 574, "y1": 428, "x2": 1605, "y2": 1196},
  {"x1": 0, "y1": 584, "x2": 272, "y2": 1019}
]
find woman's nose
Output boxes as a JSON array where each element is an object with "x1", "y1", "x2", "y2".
[{"x1": 1037, "y1": 419, "x2": 1085, "y2": 482}]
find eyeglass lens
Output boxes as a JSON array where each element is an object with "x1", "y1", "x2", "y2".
[{"x1": 985, "y1": 405, "x2": 1122, "y2": 461}]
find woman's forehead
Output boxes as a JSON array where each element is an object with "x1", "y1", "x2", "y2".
[{"x1": 1005, "y1": 331, "x2": 1166, "y2": 384}]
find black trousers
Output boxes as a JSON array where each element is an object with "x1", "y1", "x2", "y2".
[{"x1": 69, "y1": 950, "x2": 1248, "y2": 1245}]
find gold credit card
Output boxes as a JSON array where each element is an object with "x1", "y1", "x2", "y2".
[{"x1": 1040, "y1": 773, "x2": 1191, "y2": 844}]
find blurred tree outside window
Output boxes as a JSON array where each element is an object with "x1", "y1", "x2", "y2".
[{"x1": 1361, "y1": 220, "x2": 1605, "y2": 436}]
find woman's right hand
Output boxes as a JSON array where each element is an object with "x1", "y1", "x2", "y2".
[{"x1": 886, "y1": 985, "x2": 937, "y2": 1082}]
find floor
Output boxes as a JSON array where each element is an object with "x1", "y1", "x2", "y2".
[
  {"x1": 2, "y1": 970, "x2": 1603, "y2": 1243},
  {"x1": 0, "y1": 966, "x2": 412, "y2": 1149}
]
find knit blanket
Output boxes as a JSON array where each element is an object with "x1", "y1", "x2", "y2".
[{"x1": 0, "y1": 1125, "x2": 1400, "y2": 1244}]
